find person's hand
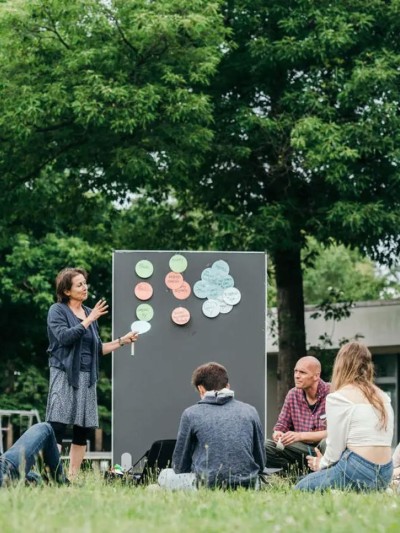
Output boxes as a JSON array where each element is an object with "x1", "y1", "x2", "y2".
[
  {"x1": 120, "y1": 331, "x2": 139, "y2": 344},
  {"x1": 272, "y1": 431, "x2": 284, "y2": 442},
  {"x1": 88, "y1": 299, "x2": 109, "y2": 322},
  {"x1": 280, "y1": 431, "x2": 302, "y2": 446},
  {"x1": 306, "y1": 448, "x2": 323, "y2": 471}
]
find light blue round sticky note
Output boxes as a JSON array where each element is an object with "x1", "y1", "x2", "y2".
[
  {"x1": 206, "y1": 284, "x2": 224, "y2": 299},
  {"x1": 201, "y1": 268, "x2": 219, "y2": 284},
  {"x1": 169, "y1": 254, "x2": 188, "y2": 273},
  {"x1": 220, "y1": 275, "x2": 234, "y2": 289},
  {"x1": 217, "y1": 298, "x2": 233, "y2": 314},
  {"x1": 222, "y1": 287, "x2": 241, "y2": 306},
  {"x1": 193, "y1": 280, "x2": 209, "y2": 299},
  {"x1": 212, "y1": 260, "x2": 230, "y2": 275},
  {"x1": 135, "y1": 259, "x2": 154, "y2": 278},
  {"x1": 130, "y1": 320, "x2": 151, "y2": 334},
  {"x1": 202, "y1": 299, "x2": 220, "y2": 318},
  {"x1": 136, "y1": 303, "x2": 154, "y2": 322}
]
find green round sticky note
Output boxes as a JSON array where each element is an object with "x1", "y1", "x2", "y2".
[
  {"x1": 136, "y1": 303, "x2": 154, "y2": 321},
  {"x1": 135, "y1": 259, "x2": 154, "y2": 279},
  {"x1": 169, "y1": 254, "x2": 188, "y2": 273}
]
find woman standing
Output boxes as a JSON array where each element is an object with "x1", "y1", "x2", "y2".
[
  {"x1": 295, "y1": 342, "x2": 393, "y2": 492},
  {"x1": 45, "y1": 267, "x2": 138, "y2": 478}
]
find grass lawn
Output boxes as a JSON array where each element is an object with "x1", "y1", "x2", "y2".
[{"x1": 0, "y1": 472, "x2": 399, "y2": 532}]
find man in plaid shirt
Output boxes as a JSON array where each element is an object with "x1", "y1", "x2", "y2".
[{"x1": 266, "y1": 356, "x2": 329, "y2": 473}]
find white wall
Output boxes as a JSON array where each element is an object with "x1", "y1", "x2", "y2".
[{"x1": 267, "y1": 300, "x2": 400, "y2": 354}]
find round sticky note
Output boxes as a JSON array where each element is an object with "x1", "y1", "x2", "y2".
[
  {"x1": 172, "y1": 281, "x2": 192, "y2": 300},
  {"x1": 206, "y1": 284, "x2": 224, "y2": 299},
  {"x1": 131, "y1": 320, "x2": 151, "y2": 334},
  {"x1": 220, "y1": 275, "x2": 234, "y2": 289},
  {"x1": 212, "y1": 260, "x2": 230, "y2": 275},
  {"x1": 193, "y1": 280, "x2": 209, "y2": 299},
  {"x1": 222, "y1": 287, "x2": 241, "y2": 306},
  {"x1": 135, "y1": 259, "x2": 154, "y2": 279},
  {"x1": 169, "y1": 254, "x2": 188, "y2": 273},
  {"x1": 202, "y1": 299, "x2": 220, "y2": 318},
  {"x1": 136, "y1": 303, "x2": 154, "y2": 321},
  {"x1": 165, "y1": 271, "x2": 184, "y2": 290},
  {"x1": 201, "y1": 268, "x2": 219, "y2": 284},
  {"x1": 134, "y1": 282, "x2": 153, "y2": 301},
  {"x1": 171, "y1": 307, "x2": 191, "y2": 325},
  {"x1": 217, "y1": 298, "x2": 233, "y2": 314}
]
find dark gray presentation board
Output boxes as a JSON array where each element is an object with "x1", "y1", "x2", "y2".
[{"x1": 112, "y1": 251, "x2": 266, "y2": 466}]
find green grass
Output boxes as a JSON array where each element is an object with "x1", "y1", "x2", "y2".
[{"x1": 0, "y1": 472, "x2": 399, "y2": 532}]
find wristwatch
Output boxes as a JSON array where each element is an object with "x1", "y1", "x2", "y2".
[{"x1": 118, "y1": 337, "x2": 125, "y2": 347}]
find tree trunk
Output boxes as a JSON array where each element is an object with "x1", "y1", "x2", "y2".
[{"x1": 274, "y1": 247, "x2": 306, "y2": 408}]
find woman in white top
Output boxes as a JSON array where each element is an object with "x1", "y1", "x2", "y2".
[{"x1": 295, "y1": 342, "x2": 393, "y2": 492}]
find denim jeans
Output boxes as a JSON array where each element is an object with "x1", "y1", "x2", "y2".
[
  {"x1": 0, "y1": 422, "x2": 66, "y2": 487},
  {"x1": 294, "y1": 449, "x2": 393, "y2": 492}
]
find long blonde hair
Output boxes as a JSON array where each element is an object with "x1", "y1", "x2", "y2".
[{"x1": 331, "y1": 342, "x2": 387, "y2": 429}]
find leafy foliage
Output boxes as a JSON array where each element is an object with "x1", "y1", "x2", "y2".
[{"x1": 2, "y1": 0, "x2": 400, "y2": 411}]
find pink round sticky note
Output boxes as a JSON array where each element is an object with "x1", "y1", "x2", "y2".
[
  {"x1": 165, "y1": 271, "x2": 184, "y2": 290},
  {"x1": 171, "y1": 307, "x2": 191, "y2": 325},
  {"x1": 172, "y1": 281, "x2": 191, "y2": 300},
  {"x1": 134, "y1": 282, "x2": 153, "y2": 301}
]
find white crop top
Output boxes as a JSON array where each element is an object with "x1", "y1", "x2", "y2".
[{"x1": 320, "y1": 390, "x2": 394, "y2": 470}]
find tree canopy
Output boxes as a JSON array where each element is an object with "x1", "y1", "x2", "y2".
[
  {"x1": 2, "y1": 0, "x2": 400, "y2": 412},
  {"x1": 177, "y1": 0, "x2": 400, "y2": 398}
]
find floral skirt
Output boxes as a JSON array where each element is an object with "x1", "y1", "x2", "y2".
[{"x1": 46, "y1": 367, "x2": 98, "y2": 428}]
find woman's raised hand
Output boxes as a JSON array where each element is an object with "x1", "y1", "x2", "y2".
[{"x1": 88, "y1": 298, "x2": 109, "y2": 321}]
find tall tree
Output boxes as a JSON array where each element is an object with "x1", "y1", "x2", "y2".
[
  {"x1": 176, "y1": 0, "x2": 400, "y2": 403},
  {"x1": 0, "y1": 0, "x2": 226, "y2": 427},
  {"x1": 0, "y1": 0, "x2": 226, "y2": 238},
  {"x1": 2, "y1": 0, "x2": 400, "y2": 410}
]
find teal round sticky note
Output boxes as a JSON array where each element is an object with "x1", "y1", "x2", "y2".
[
  {"x1": 212, "y1": 260, "x2": 230, "y2": 275},
  {"x1": 136, "y1": 303, "x2": 154, "y2": 322},
  {"x1": 169, "y1": 254, "x2": 188, "y2": 273},
  {"x1": 220, "y1": 275, "x2": 234, "y2": 289},
  {"x1": 206, "y1": 284, "x2": 223, "y2": 299},
  {"x1": 193, "y1": 280, "x2": 209, "y2": 299},
  {"x1": 135, "y1": 260, "x2": 154, "y2": 279},
  {"x1": 201, "y1": 268, "x2": 220, "y2": 284}
]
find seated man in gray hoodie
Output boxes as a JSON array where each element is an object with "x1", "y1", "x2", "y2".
[{"x1": 163, "y1": 362, "x2": 265, "y2": 489}]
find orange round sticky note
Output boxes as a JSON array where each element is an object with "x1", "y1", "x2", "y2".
[
  {"x1": 134, "y1": 282, "x2": 153, "y2": 301},
  {"x1": 172, "y1": 281, "x2": 191, "y2": 300},
  {"x1": 165, "y1": 271, "x2": 184, "y2": 290},
  {"x1": 171, "y1": 307, "x2": 191, "y2": 325}
]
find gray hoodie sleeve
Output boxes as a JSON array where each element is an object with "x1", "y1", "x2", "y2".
[{"x1": 172, "y1": 410, "x2": 194, "y2": 474}]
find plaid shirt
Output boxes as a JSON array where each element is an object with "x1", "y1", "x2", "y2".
[{"x1": 274, "y1": 379, "x2": 330, "y2": 439}]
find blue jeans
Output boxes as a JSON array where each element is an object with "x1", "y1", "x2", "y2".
[
  {"x1": 0, "y1": 422, "x2": 66, "y2": 486},
  {"x1": 294, "y1": 449, "x2": 393, "y2": 492}
]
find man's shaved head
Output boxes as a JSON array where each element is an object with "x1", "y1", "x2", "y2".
[
  {"x1": 294, "y1": 356, "x2": 321, "y2": 392},
  {"x1": 296, "y1": 356, "x2": 321, "y2": 373}
]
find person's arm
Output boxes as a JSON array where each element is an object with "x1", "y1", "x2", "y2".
[
  {"x1": 318, "y1": 393, "x2": 352, "y2": 469},
  {"x1": 252, "y1": 410, "x2": 266, "y2": 471},
  {"x1": 102, "y1": 332, "x2": 139, "y2": 355},
  {"x1": 280, "y1": 429, "x2": 327, "y2": 446},
  {"x1": 172, "y1": 411, "x2": 194, "y2": 474},
  {"x1": 272, "y1": 391, "x2": 294, "y2": 439},
  {"x1": 393, "y1": 466, "x2": 400, "y2": 481}
]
